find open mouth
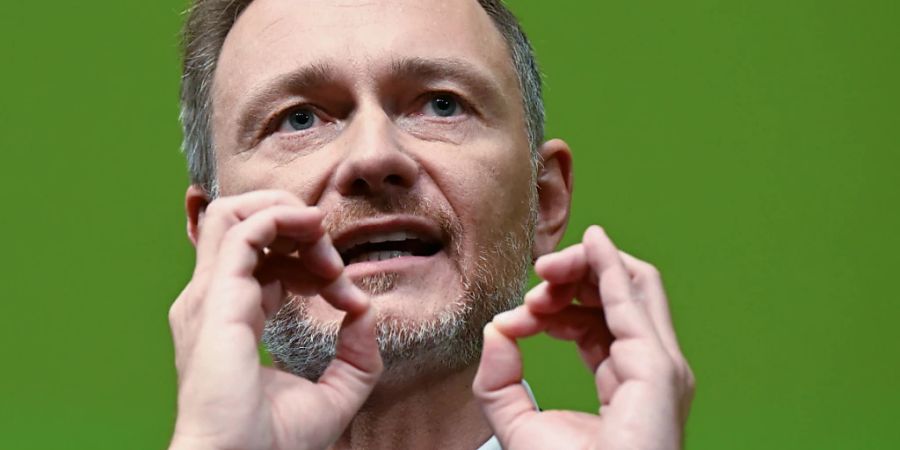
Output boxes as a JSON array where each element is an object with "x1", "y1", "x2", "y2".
[{"x1": 334, "y1": 222, "x2": 445, "y2": 266}]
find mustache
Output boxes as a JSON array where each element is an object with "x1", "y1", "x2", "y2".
[{"x1": 322, "y1": 194, "x2": 463, "y2": 254}]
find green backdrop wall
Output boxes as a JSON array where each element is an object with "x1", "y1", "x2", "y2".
[{"x1": 1, "y1": 0, "x2": 897, "y2": 448}]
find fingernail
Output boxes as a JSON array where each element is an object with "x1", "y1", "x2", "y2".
[
  {"x1": 523, "y1": 289, "x2": 542, "y2": 306},
  {"x1": 327, "y1": 243, "x2": 344, "y2": 268}
]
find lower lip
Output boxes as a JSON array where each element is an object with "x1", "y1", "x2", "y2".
[{"x1": 343, "y1": 253, "x2": 441, "y2": 278}]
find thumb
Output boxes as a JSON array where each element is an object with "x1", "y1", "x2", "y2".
[
  {"x1": 473, "y1": 323, "x2": 537, "y2": 445},
  {"x1": 316, "y1": 301, "x2": 383, "y2": 419}
]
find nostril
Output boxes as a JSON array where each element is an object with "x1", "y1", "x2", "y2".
[
  {"x1": 351, "y1": 178, "x2": 369, "y2": 193},
  {"x1": 384, "y1": 174, "x2": 405, "y2": 186}
]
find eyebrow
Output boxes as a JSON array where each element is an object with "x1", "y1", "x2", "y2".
[
  {"x1": 235, "y1": 61, "x2": 340, "y2": 145},
  {"x1": 234, "y1": 56, "x2": 506, "y2": 146},
  {"x1": 388, "y1": 56, "x2": 504, "y2": 103}
]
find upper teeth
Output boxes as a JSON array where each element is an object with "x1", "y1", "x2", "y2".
[
  {"x1": 338, "y1": 230, "x2": 421, "y2": 253},
  {"x1": 350, "y1": 250, "x2": 412, "y2": 264}
]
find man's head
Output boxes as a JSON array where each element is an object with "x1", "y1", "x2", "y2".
[
  {"x1": 181, "y1": 0, "x2": 545, "y2": 196},
  {"x1": 180, "y1": 0, "x2": 573, "y2": 381}
]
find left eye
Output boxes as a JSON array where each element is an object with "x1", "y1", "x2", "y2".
[
  {"x1": 278, "y1": 107, "x2": 318, "y2": 132},
  {"x1": 423, "y1": 94, "x2": 461, "y2": 117}
]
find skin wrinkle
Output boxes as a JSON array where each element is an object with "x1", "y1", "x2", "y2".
[
  {"x1": 258, "y1": 13, "x2": 288, "y2": 37},
  {"x1": 234, "y1": 57, "x2": 505, "y2": 154},
  {"x1": 235, "y1": 62, "x2": 344, "y2": 148}
]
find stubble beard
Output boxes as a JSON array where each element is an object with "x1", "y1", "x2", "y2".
[{"x1": 261, "y1": 193, "x2": 536, "y2": 384}]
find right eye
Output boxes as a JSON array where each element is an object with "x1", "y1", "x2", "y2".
[{"x1": 277, "y1": 107, "x2": 318, "y2": 133}]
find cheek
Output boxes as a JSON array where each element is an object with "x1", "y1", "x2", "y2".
[
  {"x1": 477, "y1": 164, "x2": 534, "y2": 236},
  {"x1": 216, "y1": 149, "x2": 333, "y2": 203},
  {"x1": 426, "y1": 142, "x2": 534, "y2": 248}
]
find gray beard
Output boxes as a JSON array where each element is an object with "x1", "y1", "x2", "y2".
[{"x1": 261, "y1": 223, "x2": 533, "y2": 383}]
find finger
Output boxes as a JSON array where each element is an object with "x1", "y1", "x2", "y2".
[
  {"x1": 575, "y1": 280, "x2": 602, "y2": 307},
  {"x1": 528, "y1": 245, "x2": 601, "y2": 312},
  {"x1": 494, "y1": 305, "x2": 612, "y2": 371},
  {"x1": 258, "y1": 278, "x2": 285, "y2": 320},
  {"x1": 619, "y1": 251, "x2": 685, "y2": 361},
  {"x1": 256, "y1": 254, "x2": 330, "y2": 297},
  {"x1": 596, "y1": 358, "x2": 620, "y2": 408},
  {"x1": 583, "y1": 226, "x2": 658, "y2": 341},
  {"x1": 472, "y1": 323, "x2": 538, "y2": 445},
  {"x1": 523, "y1": 281, "x2": 577, "y2": 314},
  {"x1": 259, "y1": 231, "x2": 344, "y2": 289},
  {"x1": 195, "y1": 190, "x2": 311, "y2": 273},
  {"x1": 179, "y1": 200, "x2": 320, "y2": 337},
  {"x1": 546, "y1": 309, "x2": 612, "y2": 372},
  {"x1": 200, "y1": 206, "x2": 324, "y2": 331},
  {"x1": 267, "y1": 236, "x2": 299, "y2": 255},
  {"x1": 534, "y1": 244, "x2": 587, "y2": 284},
  {"x1": 525, "y1": 276, "x2": 600, "y2": 311},
  {"x1": 495, "y1": 304, "x2": 601, "y2": 340},
  {"x1": 298, "y1": 235, "x2": 344, "y2": 281},
  {"x1": 320, "y1": 275, "x2": 369, "y2": 316},
  {"x1": 214, "y1": 206, "x2": 323, "y2": 280},
  {"x1": 317, "y1": 306, "x2": 383, "y2": 420},
  {"x1": 492, "y1": 305, "x2": 545, "y2": 338}
]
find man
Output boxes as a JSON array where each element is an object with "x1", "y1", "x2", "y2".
[{"x1": 167, "y1": 0, "x2": 695, "y2": 448}]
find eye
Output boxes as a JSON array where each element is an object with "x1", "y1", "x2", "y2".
[
  {"x1": 424, "y1": 94, "x2": 462, "y2": 118},
  {"x1": 278, "y1": 107, "x2": 318, "y2": 132}
]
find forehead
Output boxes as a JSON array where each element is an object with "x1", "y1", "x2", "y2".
[{"x1": 214, "y1": 0, "x2": 516, "y2": 106}]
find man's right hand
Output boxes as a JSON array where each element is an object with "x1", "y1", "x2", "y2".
[{"x1": 167, "y1": 190, "x2": 383, "y2": 450}]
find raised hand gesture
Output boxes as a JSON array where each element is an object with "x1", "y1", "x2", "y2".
[
  {"x1": 168, "y1": 190, "x2": 383, "y2": 450},
  {"x1": 474, "y1": 226, "x2": 694, "y2": 450}
]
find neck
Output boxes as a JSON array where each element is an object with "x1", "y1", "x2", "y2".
[{"x1": 333, "y1": 364, "x2": 492, "y2": 450}]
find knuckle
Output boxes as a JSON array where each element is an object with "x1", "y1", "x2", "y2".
[
  {"x1": 596, "y1": 357, "x2": 613, "y2": 376},
  {"x1": 651, "y1": 356, "x2": 678, "y2": 380},
  {"x1": 167, "y1": 301, "x2": 181, "y2": 326},
  {"x1": 168, "y1": 289, "x2": 191, "y2": 325},
  {"x1": 643, "y1": 262, "x2": 661, "y2": 279},
  {"x1": 683, "y1": 363, "x2": 696, "y2": 389},
  {"x1": 635, "y1": 261, "x2": 661, "y2": 282},
  {"x1": 609, "y1": 339, "x2": 633, "y2": 362},
  {"x1": 222, "y1": 221, "x2": 249, "y2": 243},
  {"x1": 647, "y1": 354, "x2": 680, "y2": 385},
  {"x1": 204, "y1": 197, "x2": 231, "y2": 217},
  {"x1": 608, "y1": 340, "x2": 624, "y2": 360}
]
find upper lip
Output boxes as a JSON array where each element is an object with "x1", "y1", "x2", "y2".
[{"x1": 330, "y1": 215, "x2": 446, "y2": 256}]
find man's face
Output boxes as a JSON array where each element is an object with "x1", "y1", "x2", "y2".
[{"x1": 208, "y1": 0, "x2": 536, "y2": 377}]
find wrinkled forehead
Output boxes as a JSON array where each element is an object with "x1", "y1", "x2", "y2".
[{"x1": 213, "y1": 0, "x2": 518, "y2": 110}]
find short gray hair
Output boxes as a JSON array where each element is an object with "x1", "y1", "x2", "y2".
[{"x1": 180, "y1": 0, "x2": 545, "y2": 194}]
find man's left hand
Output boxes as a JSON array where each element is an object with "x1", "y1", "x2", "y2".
[{"x1": 473, "y1": 225, "x2": 695, "y2": 450}]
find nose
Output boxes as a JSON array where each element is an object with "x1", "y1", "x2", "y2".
[{"x1": 334, "y1": 107, "x2": 418, "y2": 197}]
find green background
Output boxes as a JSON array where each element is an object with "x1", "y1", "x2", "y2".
[{"x1": 2, "y1": 0, "x2": 897, "y2": 448}]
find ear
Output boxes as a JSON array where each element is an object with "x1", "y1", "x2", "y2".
[
  {"x1": 185, "y1": 184, "x2": 211, "y2": 247},
  {"x1": 532, "y1": 138, "x2": 574, "y2": 260}
]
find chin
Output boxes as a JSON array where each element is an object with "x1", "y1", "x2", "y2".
[{"x1": 263, "y1": 200, "x2": 535, "y2": 383}]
